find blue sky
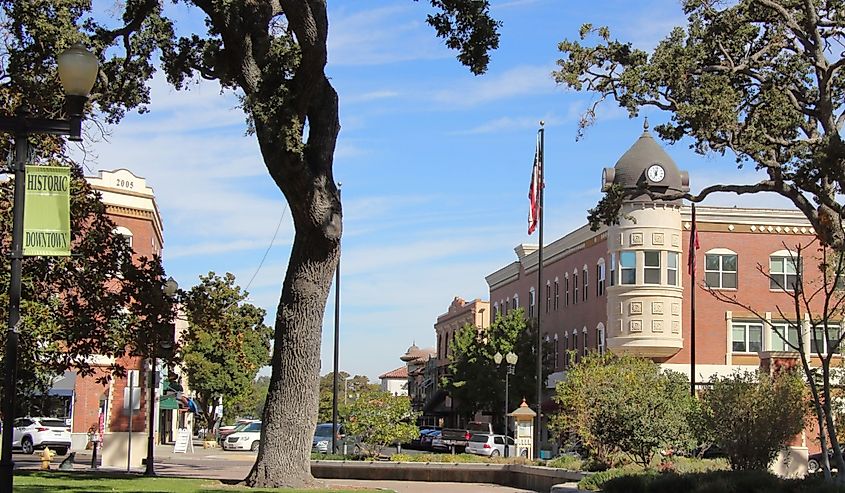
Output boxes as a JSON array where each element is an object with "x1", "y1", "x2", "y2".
[{"x1": 74, "y1": 0, "x2": 791, "y2": 380}]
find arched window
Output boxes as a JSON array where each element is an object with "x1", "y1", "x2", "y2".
[
  {"x1": 597, "y1": 259, "x2": 606, "y2": 296},
  {"x1": 597, "y1": 323, "x2": 606, "y2": 355},
  {"x1": 113, "y1": 226, "x2": 133, "y2": 248},
  {"x1": 545, "y1": 281, "x2": 551, "y2": 313},
  {"x1": 705, "y1": 248, "x2": 737, "y2": 289},
  {"x1": 553, "y1": 277, "x2": 560, "y2": 310},
  {"x1": 513, "y1": 294, "x2": 519, "y2": 310},
  {"x1": 573, "y1": 270, "x2": 579, "y2": 305},
  {"x1": 528, "y1": 288, "x2": 535, "y2": 318},
  {"x1": 582, "y1": 265, "x2": 589, "y2": 302},
  {"x1": 770, "y1": 249, "x2": 801, "y2": 291}
]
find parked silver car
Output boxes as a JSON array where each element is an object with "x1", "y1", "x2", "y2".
[{"x1": 465, "y1": 433, "x2": 518, "y2": 457}]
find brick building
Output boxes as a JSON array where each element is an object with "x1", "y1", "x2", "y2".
[
  {"x1": 59, "y1": 169, "x2": 188, "y2": 466},
  {"x1": 477, "y1": 127, "x2": 831, "y2": 469}
]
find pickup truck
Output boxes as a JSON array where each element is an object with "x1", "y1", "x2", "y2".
[{"x1": 440, "y1": 422, "x2": 495, "y2": 452}]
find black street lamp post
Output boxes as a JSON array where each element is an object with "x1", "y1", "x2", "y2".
[
  {"x1": 0, "y1": 44, "x2": 98, "y2": 491},
  {"x1": 145, "y1": 276, "x2": 179, "y2": 477},
  {"x1": 493, "y1": 351, "x2": 518, "y2": 458}
]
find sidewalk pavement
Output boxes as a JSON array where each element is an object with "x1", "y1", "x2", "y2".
[{"x1": 30, "y1": 445, "x2": 540, "y2": 493}]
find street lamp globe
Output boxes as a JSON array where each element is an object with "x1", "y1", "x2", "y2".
[
  {"x1": 57, "y1": 44, "x2": 99, "y2": 97},
  {"x1": 493, "y1": 352, "x2": 503, "y2": 365},
  {"x1": 506, "y1": 352, "x2": 518, "y2": 365}
]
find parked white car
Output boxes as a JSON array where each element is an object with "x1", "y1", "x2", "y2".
[
  {"x1": 13, "y1": 417, "x2": 71, "y2": 456},
  {"x1": 222, "y1": 421, "x2": 261, "y2": 452},
  {"x1": 465, "y1": 433, "x2": 518, "y2": 457}
]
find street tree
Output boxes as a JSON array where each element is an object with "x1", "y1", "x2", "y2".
[
  {"x1": 317, "y1": 371, "x2": 378, "y2": 423},
  {"x1": 706, "y1": 240, "x2": 845, "y2": 480},
  {"x1": 554, "y1": 1, "x2": 845, "y2": 250},
  {"x1": 0, "y1": 1, "x2": 500, "y2": 486},
  {"x1": 181, "y1": 272, "x2": 272, "y2": 436},
  {"x1": 0, "y1": 164, "x2": 174, "y2": 410},
  {"x1": 343, "y1": 389, "x2": 419, "y2": 457},
  {"x1": 698, "y1": 369, "x2": 806, "y2": 471},
  {"x1": 443, "y1": 308, "x2": 552, "y2": 431},
  {"x1": 553, "y1": 353, "x2": 695, "y2": 468}
]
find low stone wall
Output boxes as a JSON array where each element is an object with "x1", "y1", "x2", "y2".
[{"x1": 311, "y1": 460, "x2": 584, "y2": 493}]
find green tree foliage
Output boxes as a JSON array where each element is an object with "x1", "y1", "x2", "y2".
[
  {"x1": 443, "y1": 308, "x2": 552, "y2": 430},
  {"x1": 343, "y1": 389, "x2": 419, "y2": 457},
  {"x1": 553, "y1": 353, "x2": 695, "y2": 468},
  {"x1": 698, "y1": 370, "x2": 806, "y2": 471},
  {"x1": 554, "y1": 2, "x2": 845, "y2": 250},
  {"x1": 317, "y1": 371, "x2": 378, "y2": 423},
  {"x1": 181, "y1": 272, "x2": 272, "y2": 435},
  {"x1": 0, "y1": 165, "x2": 174, "y2": 411},
  {"x1": 1, "y1": 1, "x2": 499, "y2": 486}
]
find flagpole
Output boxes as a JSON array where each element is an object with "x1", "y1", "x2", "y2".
[
  {"x1": 535, "y1": 121, "x2": 544, "y2": 459},
  {"x1": 690, "y1": 203, "x2": 697, "y2": 397}
]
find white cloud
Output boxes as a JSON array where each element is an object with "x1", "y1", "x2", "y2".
[
  {"x1": 431, "y1": 65, "x2": 556, "y2": 106},
  {"x1": 328, "y1": 5, "x2": 447, "y2": 67}
]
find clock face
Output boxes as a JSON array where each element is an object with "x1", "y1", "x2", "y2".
[{"x1": 647, "y1": 164, "x2": 665, "y2": 183}]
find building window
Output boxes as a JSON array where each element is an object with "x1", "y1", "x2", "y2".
[
  {"x1": 811, "y1": 324, "x2": 841, "y2": 354},
  {"x1": 770, "y1": 322, "x2": 800, "y2": 352},
  {"x1": 770, "y1": 253, "x2": 801, "y2": 291},
  {"x1": 610, "y1": 253, "x2": 616, "y2": 287},
  {"x1": 597, "y1": 325, "x2": 605, "y2": 355},
  {"x1": 504, "y1": 299, "x2": 508, "y2": 316},
  {"x1": 573, "y1": 272, "x2": 579, "y2": 305},
  {"x1": 572, "y1": 331, "x2": 578, "y2": 363},
  {"x1": 554, "y1": 279, "x2": 559, "y2": 310},
  {"x1": 582, "y1": 328, "x2": 588, "y2": 355},
  {"x1": 620, "y1": 251, "x2": 636, "y2": 285},
  {"x1": 546, "y1": 283, "x2": 551, "y2": 313},
  {"x1": 597, "y1": 261, "x2": 606, "y2": 296},
  {"x1": 493, "y1": 303, "x2": 498, "y2": 321},
  {"x1": 705, "y1": 253, "x2": 737, "y2": 289},
  {"x1": 513, "y1": 295, "x2": 519, "y2": 310},
  {"x1": 644, "y1": 251, "x2": 661, "y2": 284},
  {"x1": 732, "y1": 322, "x2": 763, "y2": 353},
  {"x1": 583, "y1": 267, "x2": 588, "y2": 301},
  {"x1": 667, "y1": 252, "x2": 679, "y2": 286},
  {"x1": 563, "y1": 333, "x2": 569, "y2": 368},
  {"x1": 528, "y1": 289, "x2": 535, "y2": 318},
  {"x1": 553, "y1": 334, "x2": 559, "y2": 369},
  {"x1": 565, "y1": 275, "x2": 570, "y2": 306}
]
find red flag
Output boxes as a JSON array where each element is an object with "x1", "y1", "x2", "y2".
[
  {"x1": 528, "y1": 133, "x2": 542, "y2": 235},
  {"x1": 687, "y1": 204, "x2": 700, "y2": 275}
]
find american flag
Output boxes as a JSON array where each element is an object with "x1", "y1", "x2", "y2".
[{"x1": 528, "y1": 132, "x2": 543, "y2": 235}]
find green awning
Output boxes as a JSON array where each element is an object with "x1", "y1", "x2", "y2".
[{"x1": 160, "y1": 396, "x2": 179, "y2": 410}]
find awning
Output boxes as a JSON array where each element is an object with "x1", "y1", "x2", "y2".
[
  {"x1": 159, "y1": 396, "x2": 179, "y2": 410},
  {"x1": 47, "y1": 371, "x2": 76, "y2": 397}
]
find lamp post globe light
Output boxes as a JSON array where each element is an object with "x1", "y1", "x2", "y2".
[
  {"x1": 0, "y1": 43, "x2": 98, "y2": 490},
  {"x1": 493, "y1": 351, "x2": 518, "y2": 458},
  {"x1": 145, "y1": 276, "x2": 179, "y2": 477}
]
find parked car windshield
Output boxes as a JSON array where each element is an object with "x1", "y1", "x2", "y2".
[
  {"x1": 314, "y1": 424, "x2": 335, "y2": 437},
  {"x1": 469, "y1": 434, "x2": 489, "y2": 443},
  {"x1": 242, "y1": 422, "x2": 261, "y2": 432}
]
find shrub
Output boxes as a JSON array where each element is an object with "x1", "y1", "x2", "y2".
[
  {"x1": 554, "y1": 353, "x2": 696, "y2": 467},
  {"x1": 578, "y1": 465, "x2": 651, "y2": 491},
  {"x1": 698, "y1": 370, "x2": 806, "y2": 471},
  {"x1": 600, "y1": 470, "x2": 845, "y2": 493},
  {"x1": 546, "y1": 454, "x2": 583, "y2": 470}
]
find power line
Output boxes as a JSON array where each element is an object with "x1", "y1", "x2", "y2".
[{"x1": 245, "y1": 205, "x2": 288, "y2": 293}]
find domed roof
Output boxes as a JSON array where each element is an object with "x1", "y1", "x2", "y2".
[
  {"x1": 400, "y1": 344, "x2": 423, "y2": 362},
  {"x1": 611, "y1": 125, "x2": 686, "y2": 203}
]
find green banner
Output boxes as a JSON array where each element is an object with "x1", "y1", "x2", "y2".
[{"x1": 23, "y1": 165, "x2": 71, "y2": 256}]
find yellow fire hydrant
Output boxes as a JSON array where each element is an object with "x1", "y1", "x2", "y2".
[{"x1": 40, "y1": 447, "x2": 55, "y2": 470}]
